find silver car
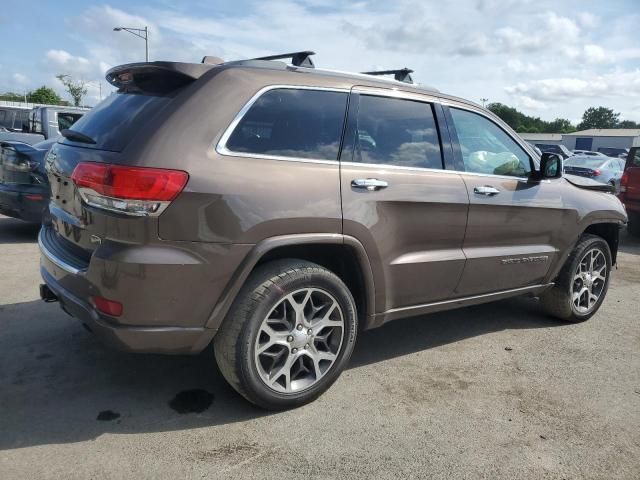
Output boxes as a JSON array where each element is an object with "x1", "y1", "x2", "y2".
[{"x1": 564, "y1": 156, "x2": 625, "y2": 191}]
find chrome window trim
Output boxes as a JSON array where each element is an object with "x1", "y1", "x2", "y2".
[
  {"x1": 216, "y1": 84, "x2": 350, "y2": 165},
  {"x1": 341, "y1": 160, "x2": 530, "y2": 181},
  {"x1": 38, "y1": 228, "x2": 87, "y2": 275},
  {"x1": 216, "y1": 83, "x2": 540, "y2": 181}
]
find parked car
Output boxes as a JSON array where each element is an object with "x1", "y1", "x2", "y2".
[
  {"x1": 38, "y1": 54, "x2": 627, "y2": 409},
  {"x1": 534, "y1": 143, "x2": 573, "y2": 159},
  {"x1": 563, "y1": 156, "x2": 625, "y2": 192},
  {"x1": 598, "y1": 147, "x2": 629, "y2": 159},
  {"x1": 572, "y1": 149, "x2": 608, "y2": 157},
  {"x1": 619, "y1": 147, "x2": 640, "y2": 236},
  {"x1": 0, "y1": 139, "x2": 55, "y2": 222},
  {"x1": 0, "y1": 106, "x2": 87, "y2": 145}
]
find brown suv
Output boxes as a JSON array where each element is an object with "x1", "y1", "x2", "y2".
[{"x1": 38, "y1": 52, "x2": 627, "y2": 409}]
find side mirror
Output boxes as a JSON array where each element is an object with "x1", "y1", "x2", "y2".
[{"x1": 539, "y1": 152, "x2": 563, "y2": 179}]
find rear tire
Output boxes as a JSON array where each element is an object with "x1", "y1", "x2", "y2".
[
  {"x1": 214, "y1": 259, "x2": 357, "y2": 410},
  {"x1": 540, "y1": 234, "x2": 612, "y2": 323}
]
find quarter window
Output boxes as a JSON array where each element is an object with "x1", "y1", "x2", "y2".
[
  {"x1": 350, "y1": 95, "x2": 443, "y2": 169},
  {"x1": 225, "y1": 89, "x2": 348, "y2": 161},
  {"x1": 449, "y1": 108, "x2": 531, "y2": 177}
]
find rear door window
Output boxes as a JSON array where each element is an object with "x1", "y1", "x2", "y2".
[
  {"x1": 347, "y1": 95, "x2": 443, "y2": 169},
  {"x1": 225, "y1": 88, "x2": 348, "y2": 161}
]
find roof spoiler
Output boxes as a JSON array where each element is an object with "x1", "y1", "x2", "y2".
[
  {"x1": 361, "y1": 68, "x2": 414, "y2": 84},
  {"x1": 105, "y1": 62, "x2": 214, "y2": 92},
  {"x1": 252, "y1": 51, "x2": 315, "y2": 68}
]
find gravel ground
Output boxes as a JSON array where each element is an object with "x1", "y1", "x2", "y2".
[{"x1": 1, "y1": 214, "x2": 639, "y2": 479}]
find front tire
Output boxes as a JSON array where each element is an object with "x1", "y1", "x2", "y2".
[
  {"x1": 540, "y1": 234, "x2": 612, "y2": 322},
  {"x1": 214, "y1": 259, "x2": 357, "y2": 410}
]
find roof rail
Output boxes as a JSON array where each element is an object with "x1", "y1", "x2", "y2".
[
  {"x1": 361, "y1": 68, "x2": 414, "y2": 84},
  {"x1": 252, "y1": 51, "x2": 315, "y2": 68}
]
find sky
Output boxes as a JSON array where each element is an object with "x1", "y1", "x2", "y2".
[{"x1": 0, "y1": 0, "x2": 639, "y2": 124}]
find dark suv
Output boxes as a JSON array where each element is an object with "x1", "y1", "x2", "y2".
[{"x1": 38, "y1": 52, "x2": 627, "y2": 409}]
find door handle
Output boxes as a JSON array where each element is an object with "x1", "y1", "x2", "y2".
[
  {"x1": 473, "y1": 185, "x2": 500, "y2": 196},
  {"x1": 351, "y1": 178, "x2": 388, "y2": 191}
]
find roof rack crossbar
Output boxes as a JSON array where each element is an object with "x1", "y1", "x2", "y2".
[
  {"x1": 361, "y1": 68, "x2": 414, "y2": 84},
  {"x1": 252, "y1": 51, "x2": 316, "y2": 68}
]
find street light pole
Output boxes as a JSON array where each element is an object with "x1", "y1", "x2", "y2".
[
  {"x1": 113, "y1": 26, "x2": 149, "y2": 62},
  {"x1": 481, "y1": 97, "x2": 489, "y2": 108}
]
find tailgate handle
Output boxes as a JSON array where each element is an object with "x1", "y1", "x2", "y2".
[
  {"x1": 351, "y1": 178, "x2": 388, "y2": 191},
  {"x1": 473, "y1": 185, "x2": 500, "y2": 196}
]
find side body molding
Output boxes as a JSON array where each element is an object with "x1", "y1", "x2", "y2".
[{"x1": 205, "y1": 233, "x2": 379, "y2": 331}]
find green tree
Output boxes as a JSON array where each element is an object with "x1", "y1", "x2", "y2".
[
  {"x1": 544, "y1": 118, "x2": 575, "y2": 134},
  {"x1": 618, "y1": 120, "x2": 640, "y2": 129},
  {"x1": 487, "y1": 102, "x2": 575, "y2": 133},
  {"x1": 56, "y1": 74, "x2": 87, "y2": 107},
  {"x1": 0, "y1": 92, "x2": 26, "y2": 102},
  {"x1": 577, "y1": 107, "x2": 620, "y2": 130},
  {"x1": 26, "y1": 86, "x2": 62, "y2": 105}
]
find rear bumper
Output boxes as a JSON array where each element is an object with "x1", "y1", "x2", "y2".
[
  {"x1": 0, "y1": 183, "x2": 48, "y2": 223},
  {"x1": 38, "y1": 227, "x2": 218, "y2": 354}
]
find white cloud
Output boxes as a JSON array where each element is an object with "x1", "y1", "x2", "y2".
[
  {"x1": 45, "y1": 49, "x2": 93, "y2": 77},
  {"x1": 506, "y1": 70, "x2": 640, "y2": 101},
  {"x1": 505, "y1": 59, "x2": 536, "y2": 74},
  {"x1": 578, "y1": 12, "x2": 598, "y2": 28},
  {"x1": 12, "y1": 73, "x2": 27, "y2": 85},
  {"x1": 583, "y1": 44, "x2": 607, "y2": 63},
  {"x1": 515, "y1": 95, "x2": 549, "y2": 111}
]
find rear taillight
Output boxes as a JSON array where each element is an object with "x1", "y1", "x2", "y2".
[
  {"x1": 91, "y1": 296, "x2": 123, "y2": 317},
  {"x1": 71, "y1": 162, "x2": 188, "y2": 216},
  {"x1": 620, "y1": 171, "x2": 629, "y2": 193},
  {"x1": 592, "y1": 169, "x2": 601, "y2": 177}
]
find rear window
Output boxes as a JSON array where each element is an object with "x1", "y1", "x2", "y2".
[
  {"x1": 61, "y1": 93, "x2": 172, "y2": 151},
  {"x1": 225, "y1": 88, "x2": 348, "y2": 161}
]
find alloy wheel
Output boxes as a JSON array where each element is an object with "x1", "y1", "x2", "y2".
[
  {"x1": 254, "y1": 288, "x2": 345, "y2": 393},
  {"x1": 571, "y1": 248, "x2": 607, "y2": 314}
]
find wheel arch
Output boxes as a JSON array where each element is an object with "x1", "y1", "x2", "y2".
[
  {"x1": 205, "y1": 234, "x2": 377, "y2": 332},
  {"x1": 582, "y1": 222, "x2": 620, "y2": 265}
]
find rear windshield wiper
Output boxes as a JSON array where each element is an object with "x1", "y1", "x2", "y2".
[{"x1": 61, "y1": 129, "x2": 96, "y2": 145}]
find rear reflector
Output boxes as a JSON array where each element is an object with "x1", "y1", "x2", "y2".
[
  {"x1": 592, "y1": 169, "x2": 601, "y2": 177},
  {"x1": 25, "y1": 194, "x2": 44, "y2": 201},
  {"x1": 91, "y1": 296, "x2": 123, "y2": 317},
  {"x1": 71, "y1": 162, "x2": 188, "y2": 216}
]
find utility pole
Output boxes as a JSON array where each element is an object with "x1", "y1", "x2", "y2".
[{"x1": 481, "y1": 97, "x2": 489, "y2": 108}]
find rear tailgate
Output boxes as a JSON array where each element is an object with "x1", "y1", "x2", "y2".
[{"x1": 45, "y1": 61, "x2": 209, "y2": 254}]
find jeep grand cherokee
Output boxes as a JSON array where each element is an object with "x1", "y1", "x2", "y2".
[{"x1": 38, "y1": 52, "x2": 627, "y2": 409}]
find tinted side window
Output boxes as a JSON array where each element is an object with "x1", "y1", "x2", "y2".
[
  {"x1": 631, "y1": 148, "x2": 640, "y2": 167},
  {"x1": 226, "y1": 89, "x2": 348, "y2": 161},
  {"x1": 450, "y1": 108, "x2": 531, "y2": 177},
  {"x1": 14, "y1": 110, "x2": 29, "y2": 130},
  {"x1": 351, "y1": 95, "x2": 442, "y2": 169}
]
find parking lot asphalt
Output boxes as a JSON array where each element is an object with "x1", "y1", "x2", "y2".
[{"x1": 0, "y1": 213, "x2": 639, "y2": 479}]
